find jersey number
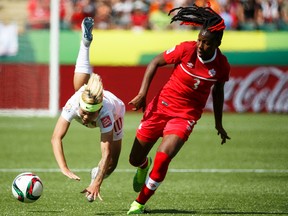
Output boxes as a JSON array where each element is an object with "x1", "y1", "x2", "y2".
[{"x1": 193, "y1": 78, "x2": 200, "y2": 89}]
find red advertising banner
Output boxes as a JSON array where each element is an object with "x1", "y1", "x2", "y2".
[
  {"x1": 60, "y1": 65, "x2": 288, "y2": 113},
  {"x1": 0, "y1": 64, "x2": 49, "y2": 109},
  {"x1": 0, "y1": 64, "x2": 287, "y2": 113}
]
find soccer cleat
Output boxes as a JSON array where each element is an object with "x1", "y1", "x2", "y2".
[
  {"x1": 90, "y1": 167, "x2": 99, "y2": 186},
  {"x1": 133, "y1": 157, "x2": 152, "y2": 192},
  {"x1": 81, "y1": 17, "x2": 94, "y2": 47},
  {"x1": 127, "y1": 201, "x2": 145, "y2": 215}
]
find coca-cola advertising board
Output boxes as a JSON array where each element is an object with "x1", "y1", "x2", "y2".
[
  {"x1": 205, "y1": 66, "x2": 288, "y2": 113},
  {"x1": 0, "y1": 65, "x2": 287, "y2": 113}
]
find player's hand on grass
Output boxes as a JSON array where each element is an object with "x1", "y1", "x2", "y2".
[
  {"x1": 128, "y1": 94, "x2": 146, "y2": 112},
  {"x1": 81, "y1": 187, "x2": 103, "y2": 202},
  {"x1": 61, "y1": 168, "x2": 80, "y2": 181},
  {"x1": 215, "y1": 126, "x2": 231, "y2": 144}
]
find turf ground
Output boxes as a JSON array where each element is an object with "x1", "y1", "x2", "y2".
[{"x1": 0, "y1": 112, "x2": 287, "y2": 216}]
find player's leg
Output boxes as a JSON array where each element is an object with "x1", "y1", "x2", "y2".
[
  {"x1": 128, "y1": 117, "x2": 194, "y2": 214},
  {"x1": 135, "y1": 118, "x2": 193, "y2": 203},
  {"x1": 74, "y1": 17, "x2": 94, "y2": 91},
  {"x1": 127, "y1": 134, "x2": 185, "y2": 214},
  {"x1": 74, "y1": 73, "x2": 90, "y2": 91},
  {"x1": 129, "y1": 111, "x2": 164, "y2": 193},
  {"x1": 130, "y1": 138, "x2": 154, "y2": 193},
  {"x1": 129, "y1": 137, "x2": 154, "y2": 168},
  {"x1": 127, "y1": 138, "x2": 154, "y2": 214}
]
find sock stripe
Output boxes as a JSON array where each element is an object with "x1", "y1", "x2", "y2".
[{"x1": 145, "y1": 177, "x2": 161, "y2": 190}]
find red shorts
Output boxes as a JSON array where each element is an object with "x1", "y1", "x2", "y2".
[{"x1": 136, "y1": 111, "x2": 197, "y2": 143}]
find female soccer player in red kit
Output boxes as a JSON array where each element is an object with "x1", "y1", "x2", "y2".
[{"x1": 127, "y1": 4, "x2": 231, "y2": 214}]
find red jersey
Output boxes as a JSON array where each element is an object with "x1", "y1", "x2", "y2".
[{"x1": 152, "y1": 41, "x2": 230, "y2": 120}]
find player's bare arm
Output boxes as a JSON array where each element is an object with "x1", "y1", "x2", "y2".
[
  {"x1": 51, "y1": 116, "x2": 81, "y2": 180},
  {"x1": 129, "y1": 53, "x2": 167, "y2": 111},
  {"x1": 82, "y1": 130, "x2": 113, "y2": 201},
  {"x1": 212, "y1": 82, "x2": 231, "y2": 144}
]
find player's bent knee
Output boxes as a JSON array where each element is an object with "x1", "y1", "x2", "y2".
[{"x1": 129, "y1": 156, "x2": 144, "y2": 167}]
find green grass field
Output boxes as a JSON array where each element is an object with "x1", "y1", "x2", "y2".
[{"x1": 0, "y1": 112, "x2": 287, "y2": 216}]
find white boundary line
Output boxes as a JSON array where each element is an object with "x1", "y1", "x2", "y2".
[
  {"x1": 0, "y1": 109, "x2": 52, "y2": 117},
  {"x1": 0, "y1": 168, "x2": 287, "y2": 173}
]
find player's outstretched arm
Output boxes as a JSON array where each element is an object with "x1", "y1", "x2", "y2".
[
  {"x1": 51, "y1": 116, "x2": 81, "y2": 180},
  {"x1": 82, "y1": 130, "x2": 113, "y2": 201},
  {"x1": 212, "y1": 82, "x2": 231, "y2": 144},
  {"x1": 129, "y1": 53, "x2": 167, "y2": 112}
]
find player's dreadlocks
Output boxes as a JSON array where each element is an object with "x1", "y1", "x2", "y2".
[{"x1": 168, "y1": 4, "x2": 225, "y2": 33}]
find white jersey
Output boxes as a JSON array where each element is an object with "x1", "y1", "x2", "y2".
[{"x1": 61, "y1": 86, "x2": 125, "y2": 135}]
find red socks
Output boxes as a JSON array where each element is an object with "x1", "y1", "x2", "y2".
[{"x1": 136, "y1": 152, "x2": 171, "y2": 204}]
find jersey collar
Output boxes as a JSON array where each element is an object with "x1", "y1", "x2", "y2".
[{"x1": 197, "y1": 49, "x2": 217, "y2": 64}]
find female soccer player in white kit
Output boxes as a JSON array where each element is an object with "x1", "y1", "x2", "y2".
[{"x1": 51, "y1": 17, "x2": 125, "y2": 202}]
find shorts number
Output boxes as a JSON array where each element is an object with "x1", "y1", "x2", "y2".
[{"x1": 193, "y1": 78, "x2": 200, "y2": 89}]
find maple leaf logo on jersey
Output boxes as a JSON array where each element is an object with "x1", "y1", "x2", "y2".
[
  {"x1": 208, "y1": 68, "x2": 216, "y2": 77},
  {"x1": 187, "y1": 62, "x2": 194, "y2": 68},
  {"x1": 101, "y1": 116, "x2": 112, "y2": 128}
]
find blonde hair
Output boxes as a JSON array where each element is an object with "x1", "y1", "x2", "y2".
[{"x1": 81, "y1": 73, "x2": 103, "y2": 105}]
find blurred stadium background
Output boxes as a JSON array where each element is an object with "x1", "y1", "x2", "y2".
[
  {"x1": 0, "y1": 0, "x2": 287, "y2": 116},
  {"x1": 0, "y1": 1, "x2": 287, "y2": 215}
]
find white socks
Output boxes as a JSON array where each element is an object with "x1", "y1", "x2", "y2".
[{"x1": 75, "y1": 41, "x2": 92, "y2": 74}]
